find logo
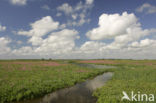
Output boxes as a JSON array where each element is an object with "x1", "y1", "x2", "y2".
[{"x1": 122, "y1": 91, "x2": 155, "y2": 102}]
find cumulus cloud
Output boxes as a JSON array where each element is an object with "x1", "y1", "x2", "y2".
[
  {"x1": 130, "y1": 39, "x2": 156, "y2": 48},
  {"x1": 2, "y1": 12, "x2": 156, "y2": 59},
  {"x1": 59, "y1": 24, "x2": 66, "y2": 29},
  {"x1": 0, "y1": 37, "x2": 11, "y2": 55},
  {"x1": 86, "y1": 0, "x2": 94, "y2": 5},
  {"x1": 86, "y1": 12, "x2": 139, "y2": 40},
  {"x1": 35, "y1": 29, "x2": 79, "y2": 55},
  {"x1": 136, "y1": 3, "x2": 156, "y2": 14},
  {"x1": 28, "y1": 36, "x2": 43, "y2": 46},
  {"x1": 12, "y1": 46, "x2": 34, "y2": 56},
  {"x1": 70, "y1": 11, "x2": 156, "y2": 59},
  {"x1": 80, "y1": 41, "x2": 105, "y2": 53},
  {"x1": 9, "y1": 0, "x2": 27, "y2": 6},
  {"x1": 56, "y1": 0, "x2": 94, "y2": 27},
  {"x1": 18, "y1": 16, "x2": 59, "y2": 37},
  {"x1": 14, "y1": 16, "x2": 80, "y2": 57},
  {"x1": 18, "y1": 16, "x2": 59, "y2": 45},
  {"x1": 77, "y1": 38, "x2": 156, "y2": 59},
  {"x1": 57, "y1": 3, "x2": 73, "y2": 15},
  {"x1": 104, "y1": 28, "x2": 154, "y2": 49},
  {"x1": 0, "y1": 24, "x2": 6, "y2": 31},
  {"x1": 86, "y1": 12, "x2": 156, "y2": 50},
  {"x1": 13, "y1": 29, "x2": 79, "y2": 57}
]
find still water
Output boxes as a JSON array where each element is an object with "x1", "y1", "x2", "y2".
[
  {"x1": 72, "y1": 63, "x2": 116, "y2": 69},
  {"x1": 17, "y1": 72, "x2": 113, "y2": 103}
]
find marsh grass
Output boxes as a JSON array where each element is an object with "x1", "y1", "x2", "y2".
[
  {"x1": 92, "y1": 60, "x2": 156, "y2": 103},
  {"x1": 0, "y1": 60, "x2": 108, "y2": 103},
  {"x1": 1, "y1": 60, "x2": 156, "y2": 103}
]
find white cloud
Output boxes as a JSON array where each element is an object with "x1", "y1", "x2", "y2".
[
  {"x1": 104, "y1": 28, "x2": 154, "y2": 49},
  {"x1": 77, "y1": 38, "x2": 156, "y2": 59},
  {"x1": 59, "y1": 24, "x2": 66, "y2": 29},
  {"x1": 14, "y1": 28, "x2": 79, "y2": 57},
  {"x1": 67, "y1": 13, "x2": 90, "y2": 27},
  {"x1": 86, "y1": 0, "x2": 94, "y2": 5},
  {"x1": 18, "y1": 16, "x2": 59, "y2": 37},
  {"x1": 136, "y1": 3, "x2": 156, "y2": 14},
  {"x1": 18, "y1": 16, "x2": 59, "y2": 45},
  {"x1": 72, "y1": 14, "x2": 78, "y2": 20},
  {"x1": 56, "y1": 1, "x2": 93, "y2": 27},
  {"x1": 80, "y1": 41, "x2": 105, "y2": 53},
  {"x1": 0, "y1": 37, "x2": 11, "y2": 55},
  {"x1": 10, "y1": 0, "x2": 27, "y2": 6},
  {"x1": 86, "y1": 12, "x2": 139, "y2": 40},
  {"x1": 28, "y1": 36, "x2": 43, "y2": 46},
  {"x1": 35, "y1": 29, "x2": 79, "y2": 55},
  {"x1": 57, "y1": 3, "x2": 73, "y2": 15},
  {"x1": 2, "y1": 12, "x2": 156, "y2": 59},
  {"x1": 130, "y1": 39, "x2": 156, "y2": 48},
  {"x1": 56, "y1": 13, "x2": 62, "y2": 17},
  {"x1": 0, "y1": 24, "x2": 6, "y2": 31},
  {"x1": 12, "y1": 46, "x2": 34, "y2": 56},
  {"x1": 41, "y1": 5, "x2": 50, "y2": 10},
  {"x1": 75, "y1": 1, "x2": 84, "y2": 11},
  {"x1": 71, "y1": 12, "x2": 156, "y2": 59},
  {"x1": 86, "y1": 11, "x2": 156, "y2": 50}
]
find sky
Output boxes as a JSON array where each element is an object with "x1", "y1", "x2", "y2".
[{"x1": 0, "y1": 0, "x2": 156, "y2": 59}]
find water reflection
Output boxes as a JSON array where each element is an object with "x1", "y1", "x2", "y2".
[
  {"x1": 17, "y1": 72, "x2": 113, "y2": 103},
  {"x1": 73, "y1": 63, "x2": 116, "y2": 69}
]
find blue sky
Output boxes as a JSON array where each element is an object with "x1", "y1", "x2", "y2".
[{"x1": 0, "y1": 0, "x2": 156, "y2": 59}]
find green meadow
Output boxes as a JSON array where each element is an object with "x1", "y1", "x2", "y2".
[
  {"x1": 0, "y1": 60, "x2": 156, "y2": 103},
  {"x1": 0, "y1": 60, "x2": 108, "y2": 103},
  {"x1": 90, "y1": 60, "x2": 156, "y2": 103}
]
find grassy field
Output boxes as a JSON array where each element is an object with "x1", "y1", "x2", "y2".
[
  {"x1": 0, "y1": 59, "x2": 156, "y2": 103},
  {"x1": 78, "y1": 60, "x2": 156, "y2": 103},
  {"x1": 0, "y1": 60, "x2": 109, "y2": 103}
]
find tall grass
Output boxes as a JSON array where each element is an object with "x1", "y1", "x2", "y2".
[{"x1": 93, "y1": 61, "x2": 156, "y2": 103}]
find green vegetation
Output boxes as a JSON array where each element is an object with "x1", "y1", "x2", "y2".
[
  {"x1": 92, "y1": 60, "x2": 156, "y2": 103},
  {"x1": 0, "y1": 60, "x2": 108, "y2": 103},
  {"x1": 1, "y1": 60, "x2": 156, "y2": 103}
]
